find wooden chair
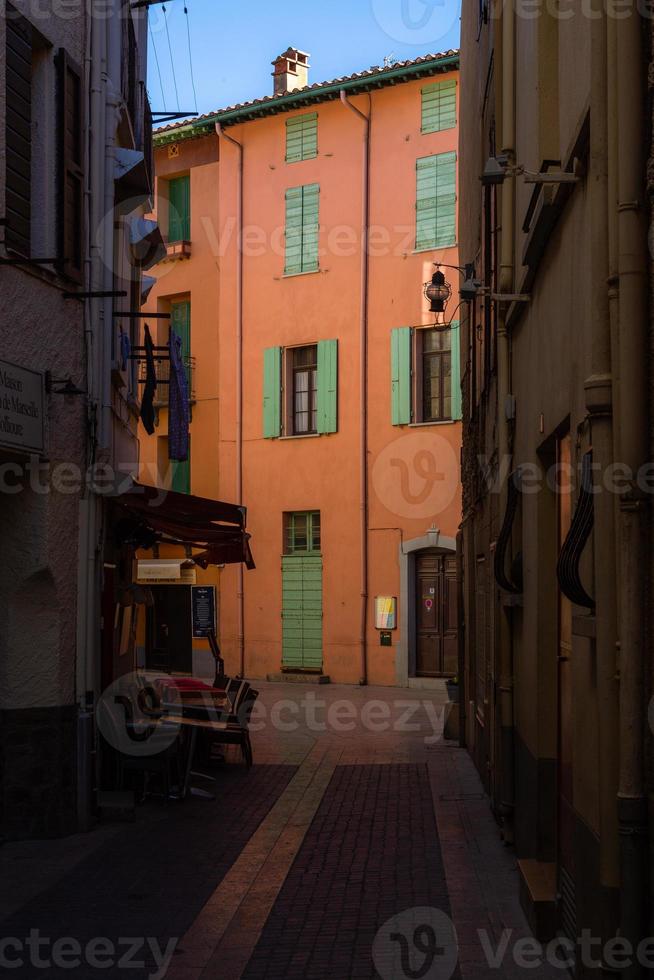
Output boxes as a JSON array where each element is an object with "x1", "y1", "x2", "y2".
[{"x1": 207, "y1": 688, "x2": 259, "y2": 769}]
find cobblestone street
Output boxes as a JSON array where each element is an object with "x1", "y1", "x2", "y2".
[{"x1": 0, "y1": 683, "x2": 559, "y2": 979}]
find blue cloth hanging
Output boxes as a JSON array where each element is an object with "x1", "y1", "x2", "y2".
[{"x1": 168, "y1": 330, "x2": 190, "y2": 462}]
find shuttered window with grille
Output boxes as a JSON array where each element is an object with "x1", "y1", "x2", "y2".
[
  {"x1": 416, "y1": 152, "x2": 457, "y2": 250},
  {"x1": 284, "y1": 183, "x2": 320, "y2": 275},
  {"x1": 286, "y1": 113, "x2": 318, "y2": 163},
  {"x1": 5, "y1": 6, "x2": 33, "y2": 257},
  {"x1": 421, "y1": 80, "x2": 457, "y2": 134}
]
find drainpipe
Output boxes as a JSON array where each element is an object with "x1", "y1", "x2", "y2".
[
  {"x1": 340, "y1": 90, "x2": 371, "y2": 686},
  {"x1": 614, "y1": 1, "x2": 649, "y2": 967},
  {"x1": 216, "y1": 123, "x2": 245, "y2": 678},
  {"x1": 496, "y1": 0, "x2": 516, "y2": 843},
  {"x1": 586, "y1": 0, "x2": 621, "y2": 932}
]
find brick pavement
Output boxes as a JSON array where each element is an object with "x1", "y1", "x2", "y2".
[{"x1": 0, "y1": 682, "x2": 562, "y2": 980}]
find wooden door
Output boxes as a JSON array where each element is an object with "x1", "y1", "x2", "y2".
[
  {"x1": 282, "y1": 556, "x2": 323, "y2": 671},
  {"x1": 146, "y1": 586, "x2": 193, "y2": 674},
  {"x1": 416, "y1": 551, "x2": 458, "y2": 677}
]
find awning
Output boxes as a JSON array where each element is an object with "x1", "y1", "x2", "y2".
[
  {"x1": 114, "y1": 148, "x2": 151, "y2": 203},
  {"x1": 129, "y1": 217, "x2": 166, "y2": 270},
  {"x1": 112, "y1": 480, "x2": 255, "y2": 570}
]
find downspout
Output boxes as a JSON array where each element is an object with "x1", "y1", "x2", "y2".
[
  {"x1": 497, "y1": 0, "x2": 516, "y2": 843},
  {"x1": 340, "y1": 90, "x2": 371, "y2": 686},
  {"x1": 216, "y1": 123, "x2": 245, "y2": 678},
  {"x1": 586, "y1": 0, "x2": 620, "y2": 941},
  {"x1": 614, "y1": 1, "x2": 649, "y2": 966}
]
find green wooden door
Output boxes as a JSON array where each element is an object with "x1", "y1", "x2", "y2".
[{"x1": 282, "y1": 555, "x2": 323, "y2": 670}]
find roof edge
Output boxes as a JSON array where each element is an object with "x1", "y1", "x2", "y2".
[{"x1": 154, "y1": 51, "x2": 459, "y2": 147}]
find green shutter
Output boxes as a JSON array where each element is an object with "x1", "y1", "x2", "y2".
[
  {"x1": 285, "y1": 184, "x2": 319, "y2": 275},
  {"x1": 282, "y1": 555, "x2": 323, "y2": 670},
  {"x1": 450, "y1": 320, "x2": 462, "y2": 421},
  {"x1": 391, "y1": 328, "x2": 412, "y2": 425},
  {"x1": 317, "y1": 339, "x2": 338, "y2": 434},
  {"x1": 422, "y1": 80, "x2": 457, "y2": 133},
  {"x1": 263, "y1": 346, "x2": 282, "y2": 438},
  {"x1": 416, "y1": 152, "x2": 456, "y2": 250},
  {"x1": 170, "y1": 300, "x2": 191, "y2": 383},
  {"x1": 169, "y1": 175, "x2": 190, "y2": 242},
  {"x1": 286, "y1": 112, "x2": 318, "y2": 163},
  {"x1": 172, "y1": 457, "x2": 191, "y2": 494}
]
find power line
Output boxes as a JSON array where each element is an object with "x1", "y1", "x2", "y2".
[
  {"x1": 162, "y1": 4, "x2": 180, "y2": 112},
  {"x1": 184, "y1": 2, "x2": 198, "y2": 113},
  {"x1": 148, "y1": 21, "x2": 165, "y2": 107}
]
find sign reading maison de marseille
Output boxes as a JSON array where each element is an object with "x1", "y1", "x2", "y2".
[{"x1": 0, "y1": 359, "x2": 44, "y2": 455}]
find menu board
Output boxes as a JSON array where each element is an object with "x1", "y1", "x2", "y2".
[{"x1": 192, "y1": 586, "x2": 216, "y2": 638}]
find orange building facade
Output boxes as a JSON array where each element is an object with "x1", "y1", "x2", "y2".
[{"x1": 141, "y1": 50, "x2": 462, "y2": 688}]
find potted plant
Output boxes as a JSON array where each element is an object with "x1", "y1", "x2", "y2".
[{"x1": 446, "y1": 675, "x2": 460, "y2": 703}]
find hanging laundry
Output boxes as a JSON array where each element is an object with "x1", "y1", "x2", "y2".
[
  {"x1": 140, "y1": 323, "x2": 157, "y2": 436},
  {"x1": 168, "y1": 329, "x2": 190, "y2": 462},
  {"x1": 119, "y1": 329, "x2": 131, "y2": 372}
]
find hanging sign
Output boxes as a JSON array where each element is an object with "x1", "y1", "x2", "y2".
[
  {"x1": 192, "y1": 586, "x2": 216, "y2": 638},
  {"x1": 0, "y1": 360, "x2": 44, "y2": 455}
]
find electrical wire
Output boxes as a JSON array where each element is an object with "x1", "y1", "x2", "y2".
[
  {"x1": 148, "y1": 21, "x2": 165, "y2": 107},
  {"x1": 184, "y1": 2, "x2": 198, "y2": 113},
  {"x1": 162, "y1": 4, "x2": 180, "y2": 112}
]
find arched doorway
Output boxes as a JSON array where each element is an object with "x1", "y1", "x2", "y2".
[{"x1": 397, "y1": 528, "x2": 459, "y2": 687}]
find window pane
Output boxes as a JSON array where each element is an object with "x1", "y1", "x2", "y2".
[{"x1": 423, "y1": 352, "x2": 442, "y2": 421}]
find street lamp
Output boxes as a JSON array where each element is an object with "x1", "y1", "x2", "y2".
[{"x1": 424, "y1": 267, "x2": 452, "y2": 315}]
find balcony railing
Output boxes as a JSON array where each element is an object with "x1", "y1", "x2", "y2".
[{"x1": 139, "y1": 355, "x2": 196, "y2": 406}]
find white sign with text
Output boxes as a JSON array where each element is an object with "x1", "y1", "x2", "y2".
[{"x1": 0, "y1": 360, "x2": 44, "y2": 454}]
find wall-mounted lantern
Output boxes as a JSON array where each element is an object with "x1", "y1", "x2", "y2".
[{"x1": 424, "y1": 266, "x2": 452, "y2": 315}]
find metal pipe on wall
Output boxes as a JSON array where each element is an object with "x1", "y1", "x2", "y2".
[
  {"x1": 216, "y1": 123, "x2": 246, "y2": 678},
  {"x1": 340, "y1": 90, "x2": 371, "y2": 686},
  {"x1": 586, "y1": 0, "x2": 621, "y2": 915},
  {"x1": 613, "y1": 1, "x2": 650, "y2": 966},
  {"x1": 496, "y1": 0, "x2": 516, "y2": 843}
]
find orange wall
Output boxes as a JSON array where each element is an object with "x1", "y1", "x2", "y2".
[{"x1": 140, "y1": 70, "x2": 461, "y2": 685}]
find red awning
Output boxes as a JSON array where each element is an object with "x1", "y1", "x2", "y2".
[{"x1": 113, "y1": 481, "x2": 255, "y2": 569}]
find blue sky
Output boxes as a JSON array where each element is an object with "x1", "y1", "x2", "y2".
[{"x1": 147, "y1": 0, "x2": 461, "y2": 118}]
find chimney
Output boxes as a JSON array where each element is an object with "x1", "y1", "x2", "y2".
[{"x1": 272, "y1": 48, "x2": 310, "y2": 96}]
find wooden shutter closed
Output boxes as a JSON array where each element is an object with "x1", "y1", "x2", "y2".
[
  {"x1": 171, "y1": 300, "x2": 191, "y2": 384},
  {"x1": 421, "y1": 80, "x2": 457, "y2": 133},
  {"x1": 263, "y1": 346, "x2": 282, "y2": 438},
  {"x1": 58, "y1": 49, "x2": 84, "y2": 281},
  {"x1": 416, "y1": 152, "x2": 457, "y2": 250},
  {"x1": 286, "y1": 113, "x2": 318, "y2": 163},
  {"x1": 169, "y1": 175, "x2": 190, "y2": 242},
  {"x1": 285, "y1": 184, "x2": 319, "y2": 275},
  {"x1": 317, "y1": 339, "x2": 338, "y2": 434},
  {"x1": 172, "y1": 457, "x2": 191, "y2": 494},
  {"x1": 450, "y1": 320, "x2": 462, "y2": 420},
  {"x1": 391, "y1": 327, "x2": 412, "y2": 425},
  {"x1": 5, "y1": 7, "x2": 32, "y2": 257}
]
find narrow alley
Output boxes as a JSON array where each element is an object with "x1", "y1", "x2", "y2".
[{"x1": 0, "y1": 683, "x2": 560, "y2": 980}]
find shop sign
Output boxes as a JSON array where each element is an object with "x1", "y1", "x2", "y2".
[
  {"x1": 192, "y1": 586, "x2": 216, "y2": 638},
  {"x1": 0, "y1": 359, "x2": 44, "y2": 455}
]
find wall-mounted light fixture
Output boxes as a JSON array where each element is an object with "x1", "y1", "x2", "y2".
[
  {"x1": 481, "y1": 155, "x2": 580, "y2": 187},
  {"x1": 423, "y1": 266, "x2": 452, "y2": 315},
  {"x1": 45, "y1": 372, "x2": 86, "y2": 397}
]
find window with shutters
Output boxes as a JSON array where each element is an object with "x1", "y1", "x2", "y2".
[
  {"x1": 168, "y1": 175, "x2": 191, "y2": 242},
  {"x1": 286, "y1": 113, "x2": 318, "y2": 163},
  {"x1": 416, "y1": 152, "x2": 457, "y2": 250},
  {"x1": 58, "y1": 49, "x2": 84, "y2": 281},
  {"x1": 421, "y1": 80, "x2": 457, "y2": 133},
  {"x1": 284, "y1": 184, "x2": 319, "y2": 275},
  {"x1": 291, "y1": 345, "x2": 318, "y2": 435},
  {"x1": 391, "y1": 324, "x2": 461, "y2": 425},
  {"x1": 263, "y1": 340, "x2": 338, "y2": 439},
  {"x1": 285, "y1": 512, "x2": 321, "y2": 555},
  {"x1": 157, "y1": 436, "x2": 191, "y2": 494}
]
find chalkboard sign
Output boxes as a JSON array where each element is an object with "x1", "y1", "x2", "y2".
[{"x1": 192, "y1": 586, "x2": 216, "y2": 638}]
